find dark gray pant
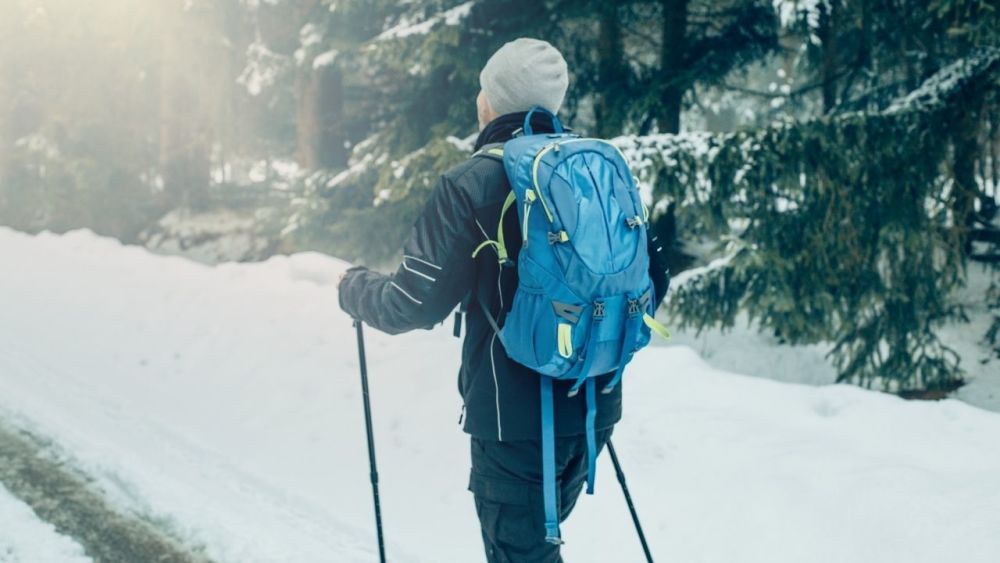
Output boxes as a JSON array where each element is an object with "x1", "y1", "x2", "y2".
[{"x1": 468, "y1": 428, "x2": 614, "y2": 563}]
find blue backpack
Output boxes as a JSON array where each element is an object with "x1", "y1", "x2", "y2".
[{"x1": 472, "y1": 107, "x2": 670, "y2": 544}]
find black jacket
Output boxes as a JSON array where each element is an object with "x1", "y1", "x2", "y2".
[{"x1": 339, "y1": 113, "x2": 670, "y2": 441}]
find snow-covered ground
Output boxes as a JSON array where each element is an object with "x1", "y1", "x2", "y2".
[
  {"x1": 0, "y1": 483, "x2": 91, "y2": 563},
  {"x1": 669, "y1": 262, "x2": 1000, "y2": 412},
  {"x1": 1, "y1": 227, "x2": 999, "y2": 562}
]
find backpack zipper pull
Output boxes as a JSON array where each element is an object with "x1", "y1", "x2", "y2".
[{"x1": 523, "y1": 190, "x2": 537, "y2": 246}]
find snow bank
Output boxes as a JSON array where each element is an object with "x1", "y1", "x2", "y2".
[
  {"x1": 1, "y1": 227, "x2": 999, "y2": 562},
  {"x1": 0, "y1": 483, "x2": 91, "y2": 563}
]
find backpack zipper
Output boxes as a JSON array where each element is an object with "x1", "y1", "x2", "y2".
[
  {"x1": 531, "y1": 138, "x2": 622, "y2": 226},
  {"x1": 531, "y1": 140, "x2": 577, "y2": 223}
]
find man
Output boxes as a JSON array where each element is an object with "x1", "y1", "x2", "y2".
[{"x1": 339, "y1": 37, "x2": 669, "y2": 562}]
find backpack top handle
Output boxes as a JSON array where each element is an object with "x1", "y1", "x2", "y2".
[{"x1": 523, "y1": 105, "x2": 564, "y2": 136}]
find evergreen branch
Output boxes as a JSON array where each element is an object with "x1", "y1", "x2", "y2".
[{"x1": 719, "y1": 67, "x2": 852, "y2": 99}]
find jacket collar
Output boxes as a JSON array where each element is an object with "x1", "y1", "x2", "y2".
[{"x1": 472, "y1": 111, "x2": 562, "y2": 151}]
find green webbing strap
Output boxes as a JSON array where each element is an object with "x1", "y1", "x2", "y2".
[
  {"x1": 472, "y1": 239, "x2": 500, "y2": 258},
  {"x1": 643, "y1": 313, "x2": 671, "y2": 340},
  {"x1": 496, "y1": 191, "x2": 516, "y2": 264},
  {"x1": 471, "y1": 191, "x2": 516, "y2": 265}
]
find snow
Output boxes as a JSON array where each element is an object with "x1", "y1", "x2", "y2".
[
  {"x1": 312, "y1": 49, "x2": 338, "y2": 69},
  {"x1": 294, "y1": 23, "x2": 324, "y2": 65},
  {"x1": 1, "y1": 227, "x2": 1000, "y2": 563},
  {"x1": 947, "y1": 263, "x2": 1000, "y2": 411},
  {"x1": 142, "y1": 208, "x2": 271, "y2": 264},
  {"x1": 886, "y1": 48, "x2": 1000, "y2": 115},
  {"x1": 240, "y1": 0, "x2": 281, "y2": 9},
  {"x1": 668, "y1": 248, "x2": 739, "y2": 293},
  {"x1": 375, "y1": 2, "x2": 474, "y2": 41},
  {"x1": 614, "y1": 131, "x2": 723, "y2": 208},
  {"x1": 13, "y1": 133, "x2": 60, "y2": 159},
  {"x1": 326, "y1": 135, "x2": 379, "y2": 189},
  {"x1": 615, "y1": 47, "x2": 1000, "y2": 213},
  {"x1": 0, "y1": 483, "x2": 91, "y2": 563},
  {"x1": 373, "y1": 188, "x2": 392, "y2": 207},
  {"x1": 446, "y1": 132, "x2": 478, "y2": 153},
  {"x1": 668, "y1": 261, "x2": 1000, "y2": 409},
  {"x1": 299, "y1": 23, "x2": 322, "y2": 48},
  {"x1": 238, "y1": 41, "x2": 288, "y2": 96},
  {"x1": 773, "y1": 0, "x2": 825, "y2": 44}
]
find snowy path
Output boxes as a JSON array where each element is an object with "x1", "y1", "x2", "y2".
[
  {"x1": 0, "y1": 481, "x2": 91, "y2": 563},
  {"x1": 1, "y1": 227, "x2": 999, "y2": 562},
  {"x1": 0, "y1": 422, "x2": 208, "y2": 562}
]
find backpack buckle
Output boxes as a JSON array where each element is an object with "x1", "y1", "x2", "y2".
[
  {"x1": 552, "y1": 301, "x2": 582, "y2": 324},
  {"x1": 593, "y1": 301, "x2": 605, "y2": 320},
  {"x1": 547, "y1": 230, "x2": 569, "y2": 245},
  {"x1": 626, "y1": 216, "x2": 643, "y2": 229},
  {"x1": 627, "y1": 298, "x2": 641, "y2": 317}
]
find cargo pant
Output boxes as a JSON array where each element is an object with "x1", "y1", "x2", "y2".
[{"x1": 468, "y1": 428, "x2": 614, "y2": 563}]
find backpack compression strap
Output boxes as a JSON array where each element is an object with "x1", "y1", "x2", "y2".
[
  {"x1": 540, "y1": 376, "x2": 599, "y2": 544},
  {"x1": 540, "y1": 377, "x2": 563, "y2": 545}
]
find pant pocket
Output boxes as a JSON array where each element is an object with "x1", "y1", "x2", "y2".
[
  {"x1": 470, "y1": 470, "x2": 560, "y2": 562},
  {"x1": 473, "y1": 496, "x2": 558, "y2": 563}
]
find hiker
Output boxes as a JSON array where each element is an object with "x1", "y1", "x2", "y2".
[{"x1": 339, "y1": 37, "x2": 670, "y2": 562}]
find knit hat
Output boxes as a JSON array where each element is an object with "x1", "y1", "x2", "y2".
[{"x1": 479, "y1": 38, "x2": 569, "y2": 116}]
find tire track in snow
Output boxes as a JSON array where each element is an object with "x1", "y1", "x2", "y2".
[{"x1": 0, "y1": 422, "x2": 212, "y2": 563}]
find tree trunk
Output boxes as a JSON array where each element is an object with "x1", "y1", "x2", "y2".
[
  {"x1": 158, "y1": 7, "x2": 210, "y2": 211},
  {"x1": 952, "y1": 76, "x2": 988, "y2": 255},
  {"x1": 595, "y1": 3, "x2": 627, "y2": 138},
  {"x1": 658, "y1": 0, "x2": 689, "y2": 134},
  {"x1": 817, "y1": 0, "x2": 839, "y2": 113},
  {"x1": 297, "y1": 62, "x2": 347, "y2": 170}
]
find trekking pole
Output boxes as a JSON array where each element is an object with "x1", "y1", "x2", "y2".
[
  {"x1": 353, "y1": 319, "x2": 387, "y2": 563},
  {"x1": 607, "y1": 440, "x2": 654, "y2": 563}
]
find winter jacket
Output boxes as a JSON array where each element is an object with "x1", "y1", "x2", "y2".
[{"x1": 338, "y1": 112, "x2": 670, "y2": 441}]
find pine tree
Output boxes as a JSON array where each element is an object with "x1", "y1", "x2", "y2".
[
  {"x1": 276, "y1": 0, "x2": 1000, "y2": 394},
  {"x1": 288, "y1": 0, "x2": 781, "y2": 265},
  {"x1": 617, "y1": 47, "x2": 1000, "y2": 392}
]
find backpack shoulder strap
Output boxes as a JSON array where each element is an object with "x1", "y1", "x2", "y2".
[
  {"x1": 472, "y1": 143, "x2": 504, "y2": 161},
  {"x1": 469, "y1": 140, "x2": 515, "y2": 266}
]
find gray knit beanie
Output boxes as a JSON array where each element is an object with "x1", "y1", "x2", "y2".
[{"x1": 479, "y1": 38, "x2": 569, "y2": 116}]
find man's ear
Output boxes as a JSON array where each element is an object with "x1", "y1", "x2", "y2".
[{"x1": 477, "y1": 91, "x2": 496, "y2": 131}]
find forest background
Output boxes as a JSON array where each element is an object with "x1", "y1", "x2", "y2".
[{"x1": 1, "y1": 0, "x2": 999, "y2": 394}]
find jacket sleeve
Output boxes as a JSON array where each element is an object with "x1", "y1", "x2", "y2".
[
  {"x1": 338, "y1": 172, "x2": 478, "y2": 335},
  {"x1": 647, "y1": 231, "x2": 671, "y2": 310}
]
